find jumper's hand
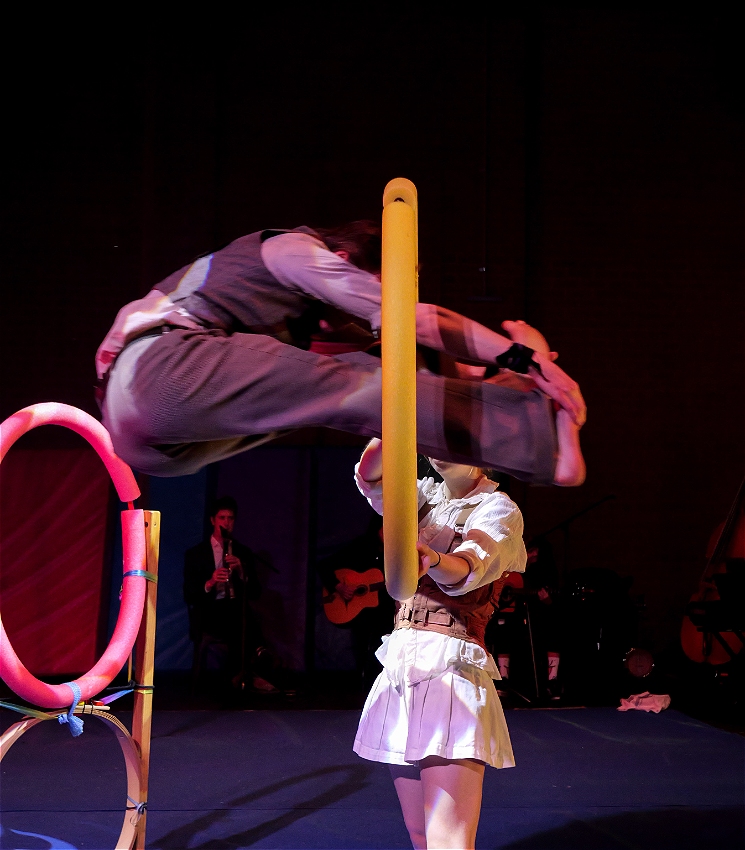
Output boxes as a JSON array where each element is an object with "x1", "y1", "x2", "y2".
[
  {"x1": 501, "y1": 319, "x2": 585, "y2": 426},
  {"x1": 529, "y1": 356, "x2": 586, "y2": 427}
]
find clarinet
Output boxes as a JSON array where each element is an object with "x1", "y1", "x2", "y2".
[{"x1": 220, "y1": 533, "x2": 235, "y2": 599}]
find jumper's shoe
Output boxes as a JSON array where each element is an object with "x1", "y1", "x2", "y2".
[{"x1": 252, "y1": 675, "x2": 280, "y2": 694}]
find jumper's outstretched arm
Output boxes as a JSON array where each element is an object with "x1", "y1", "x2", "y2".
[{"x1": 415, "y1": 304, "x2": 586, "y2": 427}]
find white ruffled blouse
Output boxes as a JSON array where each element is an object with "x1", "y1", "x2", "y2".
[{"x1": 354, "y1": 467, "x2": 527, "y2": 596}]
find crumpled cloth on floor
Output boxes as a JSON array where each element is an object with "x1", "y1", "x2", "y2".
[{"x1": 618, "y1": 691, "x2": 671, "y2": 713}]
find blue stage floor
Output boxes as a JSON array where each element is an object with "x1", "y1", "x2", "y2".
[{"x1": 1, "y1": 707, "x2": 742, "y2": 849}]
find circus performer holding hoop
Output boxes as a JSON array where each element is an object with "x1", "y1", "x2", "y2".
[{"x1": 352, "y1": 322, "x2": 583, "y2": 849}]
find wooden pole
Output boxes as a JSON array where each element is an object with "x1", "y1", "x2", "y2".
[
  {"x1": 381, "y1": 178, "x2": 420, "y2": 601},
  {"x1": 128, "y1": 510, "x2": 160, "y2": 850}
]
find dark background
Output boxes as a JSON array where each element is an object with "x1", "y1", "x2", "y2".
[{"x1": 3, "y1": 8, "x2": 743, "y2": 664}]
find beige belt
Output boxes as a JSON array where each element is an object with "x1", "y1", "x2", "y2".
[{"x1": 396, "y1": 605, "x2": 455, "y2": 628}]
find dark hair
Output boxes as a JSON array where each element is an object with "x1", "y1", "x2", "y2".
[
  {"x1": 209, "y1": 495, "x2": 237, "y2": 519},
  {"x1": 315, "y1": 220, "x2": 381, "y2": 274}
]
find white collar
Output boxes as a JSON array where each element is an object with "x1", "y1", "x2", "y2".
[{"x1": 429, "y1": 475, "x2": 498, "y2": 506}]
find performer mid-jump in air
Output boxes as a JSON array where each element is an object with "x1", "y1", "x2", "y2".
[{"x1": 96, "y1": 222, "x2": 585, "y2": 484}]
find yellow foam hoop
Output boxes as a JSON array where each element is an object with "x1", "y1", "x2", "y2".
[{"x1": 381, "y1": 178, "x2": 420, "y2": 601}]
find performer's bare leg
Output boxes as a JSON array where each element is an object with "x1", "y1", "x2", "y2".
[
  {"x1": 390, "y1": 764, "x2": 427, "y2": 849},
  {"x1": 390, "y1": 757, "x2": 485, "y2": 850}
]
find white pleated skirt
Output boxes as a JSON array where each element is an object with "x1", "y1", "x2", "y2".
[{"x1": 353, "y1": 626, "x2": 515, "y2": 769}]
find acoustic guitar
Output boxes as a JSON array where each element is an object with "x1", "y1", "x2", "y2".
[{"x1": 323, "y1": 568, "x2": 386, "y2": 624}]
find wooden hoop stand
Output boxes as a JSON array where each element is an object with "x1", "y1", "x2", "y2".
[{"x1": 0, "y1": 510, "x2": 160, "y2": 850}]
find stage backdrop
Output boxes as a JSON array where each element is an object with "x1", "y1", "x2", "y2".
[
  {"x1": 0, "y1": 444, "x2": 111, "y2": 677},
  {"x1": 103, "y1": 442, "x2": 374, "y2": 673},
  {"x1": 216, "y1": 443, "x2": 375, "y2": 673},
  {"x1": 105, "y1": 468, "x2": 208, "y2": 672},
  {"x1": 5, "y1": 9, "x2": 743, "y2": 663}
]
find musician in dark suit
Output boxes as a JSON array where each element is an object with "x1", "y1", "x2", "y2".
[{"x1": 184, "y1": 496, "x2": 276, "y2": 692}]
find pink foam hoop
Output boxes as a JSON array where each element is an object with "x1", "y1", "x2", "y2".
[{"x1": 0, "y1": 403, "x2": 146, "y2": 708}]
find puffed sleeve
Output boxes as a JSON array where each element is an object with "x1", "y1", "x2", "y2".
[
  {"x1": 354, "y1": 462, "x2": 384, "y2": 514},
  {"x1": 354, "y1": 464, "x2": 434, "y2": 516},
  {"x1": 436, "y1": 492, "x2": 527, "y2": 596}
]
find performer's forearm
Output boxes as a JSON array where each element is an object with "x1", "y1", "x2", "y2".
[
  {"x1": 415, "y1": 302, "x2": 586, "y2": 426},
  {"x1": 415, "y1": 303, "x2": 513, "y2": 364},
  {"x1": 427, "y1": 551, "x2": 471, "y2": 587}
]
